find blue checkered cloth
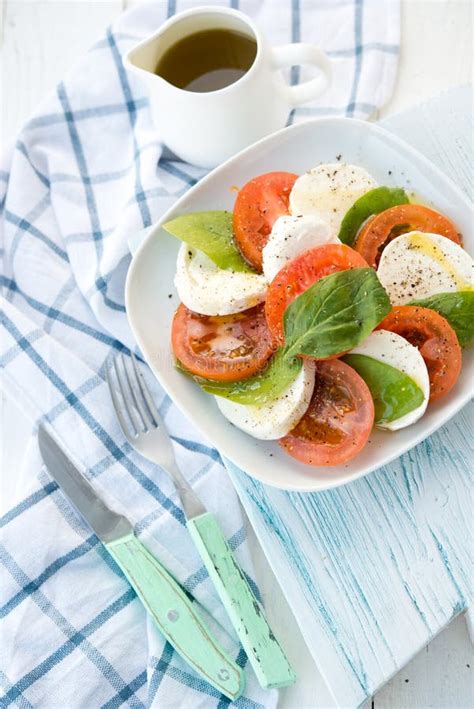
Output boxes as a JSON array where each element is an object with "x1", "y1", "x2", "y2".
[{"x1": 0, "y1": 1, "x2": 399, "y2": 706}]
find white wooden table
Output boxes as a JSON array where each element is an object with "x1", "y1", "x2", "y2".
[{"x1": 1, "y1": 1, "x2": 473, "y2": 706}]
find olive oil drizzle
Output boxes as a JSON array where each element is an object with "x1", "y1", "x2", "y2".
[{"x1": 408, "y1": 232, "x2": 473, "y2": 291}]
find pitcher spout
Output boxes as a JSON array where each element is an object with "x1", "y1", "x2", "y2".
[{"x1": 123, "y1": 40, "x2": 167, "y2": 86}]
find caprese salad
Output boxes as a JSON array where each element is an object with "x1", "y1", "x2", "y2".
[{"x1": 165, "y1": 164, "x2": 474, "y2": 467}]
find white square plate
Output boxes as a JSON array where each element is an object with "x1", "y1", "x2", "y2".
[{"x1": 126, "y1": 117, "x2": 473, "y2": 492}]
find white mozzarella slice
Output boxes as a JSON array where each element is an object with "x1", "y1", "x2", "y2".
[
  {"x1": 216, "y1": 361, "x2": 315, "y2": 440},
  {"x1": 350, "y1": 330, "x2": 430, "y2": 431},
  {"x1": 174, "y1": 244, "x2": 268, "y2": 316},
  {"x1": 262, "y1": 214, "x2": 340, "y2": 281},
  {"x1": 289, "y1": 163, "x2": 377, "y2": 235},
  {"x1": 377, "y1": 231, "x2": 474, "y2": 304}
]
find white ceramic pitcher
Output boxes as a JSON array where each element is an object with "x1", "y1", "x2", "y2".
[{"x1": 123, "y1": 6, "x2": 331, "y2": 167}]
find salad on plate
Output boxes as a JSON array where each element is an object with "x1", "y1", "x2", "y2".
[{"x1": 163, "y1": 163, "x2": 473, "y2": 468}]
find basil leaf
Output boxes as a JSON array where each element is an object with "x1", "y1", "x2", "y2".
[
  {"x1": 338, "y1": 186, "x2": 410, "y2": 245},
  {"x1": 343, "y1": 353, "x2": 425, "y2": 424},
  {"x1": 283, "y1": 268, "x2": 391, "y2": 359},
  {"x1": 410, "y1": 291, "x2": 474, "y2": 348},
  {"x1": 176, "y1": 348, "x2": 301, "y2": 405},
  {"x1": 163, "y1": 211, "x2": 253, "y2": 273}
]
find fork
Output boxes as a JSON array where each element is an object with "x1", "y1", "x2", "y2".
[{"x1": 106, "y1": 352, "x2": 296, "y2": 690}]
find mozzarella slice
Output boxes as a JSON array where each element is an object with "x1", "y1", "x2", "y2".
[
  {"x1": 216, "y1": 362, "x2": 315, "y2": 440},
  {"x1": 377, "y1": 231, "x2": 474, "y2": 304},
  {"x1": 289, "y1": 163, "x2": 377, "y2": 235},
  {"x1": 262, "y1": 215, "x2": 339, "y2": 281},
  {"x1": 350, "y1": 330, "x2": 430, "y2": 431},
  {"x1": 174, "y1": 244, "x2": 268, "y2": 316}
]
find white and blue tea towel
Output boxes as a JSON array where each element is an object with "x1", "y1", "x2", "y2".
[{"x1": 0, "y1": 1, "x2": 400, "y2": 706}]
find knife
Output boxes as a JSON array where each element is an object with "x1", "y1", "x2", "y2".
[{"x1": 38, "y1": 424, "x2": 245, "y2": 701}]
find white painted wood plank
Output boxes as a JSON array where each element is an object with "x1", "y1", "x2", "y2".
[
  {"x1": 375, "y1": 614, "x2": 473, "y2": 709},
  {"x1": 378, "y1": 0, "x2": 473, "y2": 120},
  {"x1": 381, "y1": 87, "x2": 473, "y2": 200},
  {"x1": 1, "y1": 0, "x2": 124, "y2": 146}
]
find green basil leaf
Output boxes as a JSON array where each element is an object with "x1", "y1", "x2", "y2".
[
  {"x1": 176, "y1": 348, "x2": 301, "y2": 405},
  {"x1": 343, "y1": 353, "x2": 425, "y2": 424},
  {"x1": 163, "y1": 211, "x2": 253, "y2": 273},
  {"x1": 410, "y1": 291, "x2": 474, "y2": 348},
  {"x1": 338, "y1": 186, "x2": 410, "y2": 245},
  {"x1": 283, "y1": 268, "x2": 392, "y2": 359}
]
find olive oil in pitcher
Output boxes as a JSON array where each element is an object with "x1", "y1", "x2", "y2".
[{"x1": 155, "y1": 28, "x2": 257, "y2": 92}]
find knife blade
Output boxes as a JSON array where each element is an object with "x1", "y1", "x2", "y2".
[
  {"x1": 38, "y1": 424, "x2": 245, "y2": 701},
  {"x1": 38, "y1": 425, "x2": 132, "y2": 542}
]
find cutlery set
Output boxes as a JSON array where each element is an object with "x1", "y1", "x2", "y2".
[{"x1": 38, "y1": 353, "x2": 295, "y2": 701}]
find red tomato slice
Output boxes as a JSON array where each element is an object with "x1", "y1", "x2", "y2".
[
  {"x1": 377, "y1": 305, "x2": 462, "y2": 402},
  {"x1": 172, "y1": 303, "x2": 275, "y2": 382},
  {"x1": 233, "y1": 172, "x2": 298, "y2": 271},
  {"x1": 355, "y1": 204, "x2": 462, "y2": 268},
  {"x1": 280, "y1": 359, "x2": 374, "y2": 466},
  {"x1": 265, "y1": 243, "x2": 369, "y2": 345}
]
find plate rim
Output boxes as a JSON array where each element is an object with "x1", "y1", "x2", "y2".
[{"x1": 126, "y1": 116, "x2": 473, "y2": 492}]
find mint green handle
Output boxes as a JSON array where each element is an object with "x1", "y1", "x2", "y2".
[
  {"x1": 187, "y1": 513, "x2": 296, "y2": 690},
  {"x1": 106, "y1": 533, "x2": 244, "y2": 701}
]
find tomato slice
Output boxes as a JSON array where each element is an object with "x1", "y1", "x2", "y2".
[
  {"x1": 377, "y1": 305, "x2": 461, "y2": 402},
  {"x1": 172, "y1": 303, "x2": 275, "y2": 382},
  {"x1": 265, "y1": 243, "x2": 369, "y2": 345},
  {"x1": 233, "y1": 172, "x2": 298, "y2": 271},
  {"x1": 280, "y1": 359, "x2": 374, "y2": 466},
  {"x1": 355, "y1": 204, "x2": 462, "y2": 268}
]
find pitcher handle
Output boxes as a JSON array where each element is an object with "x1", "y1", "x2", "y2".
[{"x1": 272, "y1": 43, "x2": 331, "y2": 107}]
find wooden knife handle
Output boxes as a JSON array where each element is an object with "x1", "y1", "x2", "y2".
[{"x1": 106, "y1": 533, "x2": 245, "y2": 701}]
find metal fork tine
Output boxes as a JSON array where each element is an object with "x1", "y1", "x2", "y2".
[
  {"x1": 108, "y1": 352, "x2": 206, "y2": 521},
  {"x1": 131, "y1": 353, "x2": 163, "y2": 428},
  {"x1": 114, "y1": 355, "x2": 144, "y2": 435},
  {"x1": 106, "y1": 360, "x2": 137, "y2": 440},
  {"x1": 122, "y1": 355, "x2": 152, "y2": 431}
]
